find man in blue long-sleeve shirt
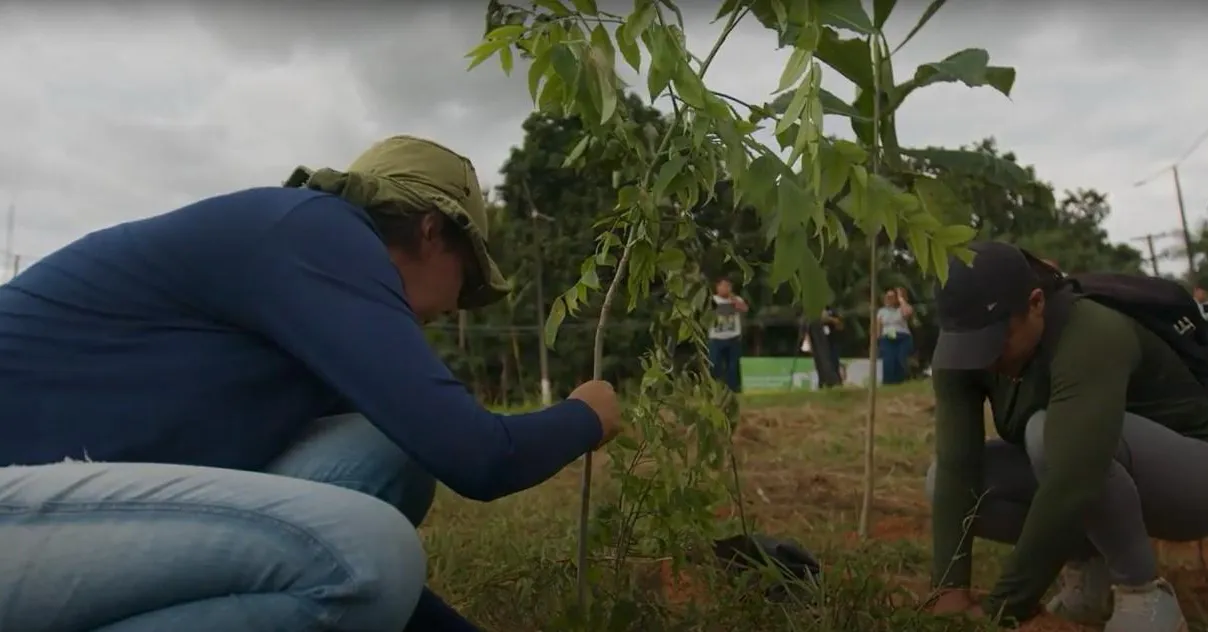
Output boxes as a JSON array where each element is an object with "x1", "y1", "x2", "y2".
[{"x1": 0, "y1": 135, "x2": 621, "y2": 632}]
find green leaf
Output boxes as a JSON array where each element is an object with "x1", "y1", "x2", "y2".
[
  {"x1": 901, "y1": 147, "x2": 1031, "y2": 189},
  {"x1": 777, "y1": 177, "x2": 811, "y2": 232},
  {"x1": 833, "y1": 139, "x2": 868, "y2": 163},
  {"x1": 775, "y1": 79, "x2": 812, "y2": 135},
  {"x1": 934, "y1": 224, "x2": 977, "y2": 247},
  {"x1": 776, "y1": 47, "x2": 813, "y2": 93},
  {"x1": 628, "y1": 1, "x2": 658, "y2": 39},
  {"x1": 615, "y1": 23, "x2": 642, "y2": 72},
  {"x1": 486, "y1": 24, "x2": 527, "y2": 40},
  {"x1": 591, "y1": 24, "x2": 615, "y2": 69},
  {"x1": 815, "y1": 27, "x2": 873, "y2": 88},
  {"x1": 543, "y1": 296, "x2": 567, "y2": 348},
  {"x1": 593, "y1": 60, "x2": 618, "y2": 123},
  {"x1": 534, "y1": 0, "x2": 572, "y2": 16},
  {"x1": 931, "y1": 239, "x2": 951, "y2": 284},
  {"x1": 550, "y1": 44, "x2": 579, "y2": 86},
  {"x1": 872, "y1": 0, "x2": 896, "y2": 28},
  {"x1": 715, "y1": 0, "x2": 741, "y2": 21},
  {"x1": 645, "y1": 28, "x2": 675, "y2": 100},
  {"x1": 817, "y1": 0, "x2": 877, "y2": 35},
  {"x1": 907, "y1": 225, "x2": 930, "y2": 272},
  {"x1": 912, "y1": 176, "x2": 969, "y2": 226},
  {"x1": 657, "y1": 247, "x2": 687, "y2": 271},
  {"x1": 984, "y1": 66, "x2": 1017, "y2": 96},
  {"x1": 570, "y1": 0, "x2": 598, "y2": 15},
  {"x1": 499, "y1": 45, "x2": 514, "y2": 74},
  {"x1": 465, "y1": 38, "x2": 510, "y2": 71},
  {"x1": 653, "y1": 155, "x2": 688, "y2": 202},
  {"x1": 917, "y1": 48, "x2": 991, "y2": 87},
  {"x1": 672, "y1": 64, "x2": 706, "y2": 109},
  {"x1": 527, "y1": 50, "x2": 552, "y2": 101},
  {"x1": 894, "y1": 49, "x2": 1016, "y2": 109},
  {"x1": 797, "y1": 244, "x2": 833, "y2": 319},
  {"x1": 771, "y1": 88, "x2": 866, "y2": 120},
  {"x1": 891, "y1": 0, "x2": 947, "y2": 55},
  {"x1": 580, "y1": 259, "x2": 602, "y2": 289},
  {"x1": 739, "y1": 154, "x2": 781, "y2": 211},
  {"x1": 563, "y1": 135, "x2": 591, "y2": 167},
  {"x1": 817, "y1": 144, "x2": 851, "y2": 201}
]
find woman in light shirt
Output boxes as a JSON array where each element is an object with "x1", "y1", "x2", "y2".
[{"x1": 875, "y1": 287, "x2": 914, "y2": 385}]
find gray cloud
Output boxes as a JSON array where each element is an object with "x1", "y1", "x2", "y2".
[{"x1": 0, "y1": 1, "x2": 1205, "y2": 276}]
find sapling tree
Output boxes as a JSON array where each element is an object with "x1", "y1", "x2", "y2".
[{"x1": 467, "y1": 0, "x2": 1019, "y2": 625}]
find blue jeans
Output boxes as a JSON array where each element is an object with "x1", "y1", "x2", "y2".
[
  {"x1": 0, "y1": 413, "x2": 437, "y2": 632},
  {"x1": 878, "y1": 334, "x2": 913, "y2": 385},
  {"x1": 708, "y1": 336, "x2": 743, "y2": 392}
]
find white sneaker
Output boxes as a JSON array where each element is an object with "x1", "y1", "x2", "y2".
[{"x1": 1105, "y1": 578, "x2": 1188, "y2": 632}]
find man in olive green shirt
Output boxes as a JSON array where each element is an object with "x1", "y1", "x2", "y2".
[{"x1": 925, "y1": 241, "x2": 1208, "y2": 630}]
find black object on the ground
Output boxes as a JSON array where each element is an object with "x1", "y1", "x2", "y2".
[
  {"x1": 711, "y1": 534, "x2": 822, "y2": 601},
  {"x1": 404, "y1": 587, "x2": 484, "y2": 632}
]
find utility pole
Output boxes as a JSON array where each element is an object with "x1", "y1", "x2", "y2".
[
  {"x1": 1173, "y1": 165, "x2": 1196, "y2": 277},
  {"x1": 532, "y1": 212, "x2": 551, "y2": 406},
  {"x1": 1132, "y1": 233, "x2": 1163, "y2": 276},
  {"x1": 523, "y1": 181, "x2": 554, "y2": 407}
]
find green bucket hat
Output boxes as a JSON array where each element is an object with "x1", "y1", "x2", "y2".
[{"x1": 283, "y1": 135, "x2": 510, "y2": 310}]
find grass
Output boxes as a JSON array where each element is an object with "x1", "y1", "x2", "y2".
[{"x1": 420, "y1": 381, "x2": 1208, "y2": 631}]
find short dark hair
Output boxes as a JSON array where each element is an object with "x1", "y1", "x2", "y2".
[
  {"x1": 367, "y1": 207, "x2": 482, "y2": 288},
  {"x1": 1022, "y1": 250, "x2": 1066, "y2": 298},
  {"x1": 367, "y1": 207, "x2": 469, "y2": 255}
]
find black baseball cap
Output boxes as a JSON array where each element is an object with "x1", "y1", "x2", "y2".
[{"x1": 932, "y1": 241, "x2": 1039, "y2": 370}]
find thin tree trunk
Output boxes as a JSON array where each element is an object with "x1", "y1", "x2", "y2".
[
  {"x1": 859, "y1": 245, "x2": 879, "y2": 538},
  {"x1": 858, "y1": 37, "x2": 887, "y2": 539}
]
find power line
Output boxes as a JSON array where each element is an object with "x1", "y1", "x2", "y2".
[
  {"x1": 1134, "y1": 124, "x2": 1208, "y2": 188},
  {"x1": 1175, "y1": 126, "x2": 1208, "y2": 166}
]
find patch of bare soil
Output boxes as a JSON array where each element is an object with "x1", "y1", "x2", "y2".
[{"x1": 727, "y1": 395, "x2": 1208, "y2": 629}]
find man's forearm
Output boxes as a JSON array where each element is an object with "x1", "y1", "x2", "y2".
[{"x1": 931, "y1": 463, "x2": 979, "y2": 588}]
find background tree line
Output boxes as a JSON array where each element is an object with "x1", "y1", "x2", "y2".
[{"x1": 428, "y1": 96, "x2": 1144, "y2": 404}]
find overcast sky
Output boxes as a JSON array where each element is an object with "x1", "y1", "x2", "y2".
[{"x1": 1, "y1": 1, "x2": 1206, "y2": 275}]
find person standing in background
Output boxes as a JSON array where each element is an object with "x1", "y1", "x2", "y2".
[
  {"x1": 820, "y1": 305, "x2": 845, "y2": 385},
  {"x1": 1194, "y1": 286, "x2": 1208, "y2": 320},
  {"x1": 708, "y1": 277, "x2": 748, "y2": 392},
  {"x1": 875, "y1": 287, "x2": 914, "y2": 385}
]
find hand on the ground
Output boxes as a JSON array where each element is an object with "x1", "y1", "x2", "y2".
[
  {"x1": 569, "y1": 380, "x2": 622, "y2": 448},
  {"x1": 930, "y1": 589, "x2": 979, "y2": 616}
]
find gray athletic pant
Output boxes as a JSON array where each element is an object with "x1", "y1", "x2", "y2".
[{"x1": 926, "y1": 410, "x2": 1208, "y2": 585}]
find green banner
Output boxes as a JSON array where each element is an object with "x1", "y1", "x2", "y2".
[{"x1": 740, "y1": 356, "x2": 816, "y2": 391}]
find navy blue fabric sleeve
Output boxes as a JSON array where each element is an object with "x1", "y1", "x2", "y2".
[{"x1": 226, "y1": 196, "x2": 602, "y2": 501}]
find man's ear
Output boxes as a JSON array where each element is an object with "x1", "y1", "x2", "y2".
[{"x1": 1028, "y1": 288, "x2": 1045, "y2": 313}]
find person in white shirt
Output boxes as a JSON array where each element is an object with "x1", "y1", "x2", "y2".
[
  {"x1": 708, "y1": 277, "x2": 748, "y2": 392},
  {"x1": 875, "y1": 287, "x2": 914, "y2": 385}
]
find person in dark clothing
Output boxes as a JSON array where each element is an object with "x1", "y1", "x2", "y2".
[
  {"x1": 0, "y1": 136, "x2": 623, "y2": 632},
  {"x1": 925, "y1": 241, "x2": 1204, "y2": 631},
  {"x1": 821, "y1": 305, "x2": 844, "y2": 383},
  {"x1": 806, "y1": 306, "x2": 844, "y2": 388}
]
